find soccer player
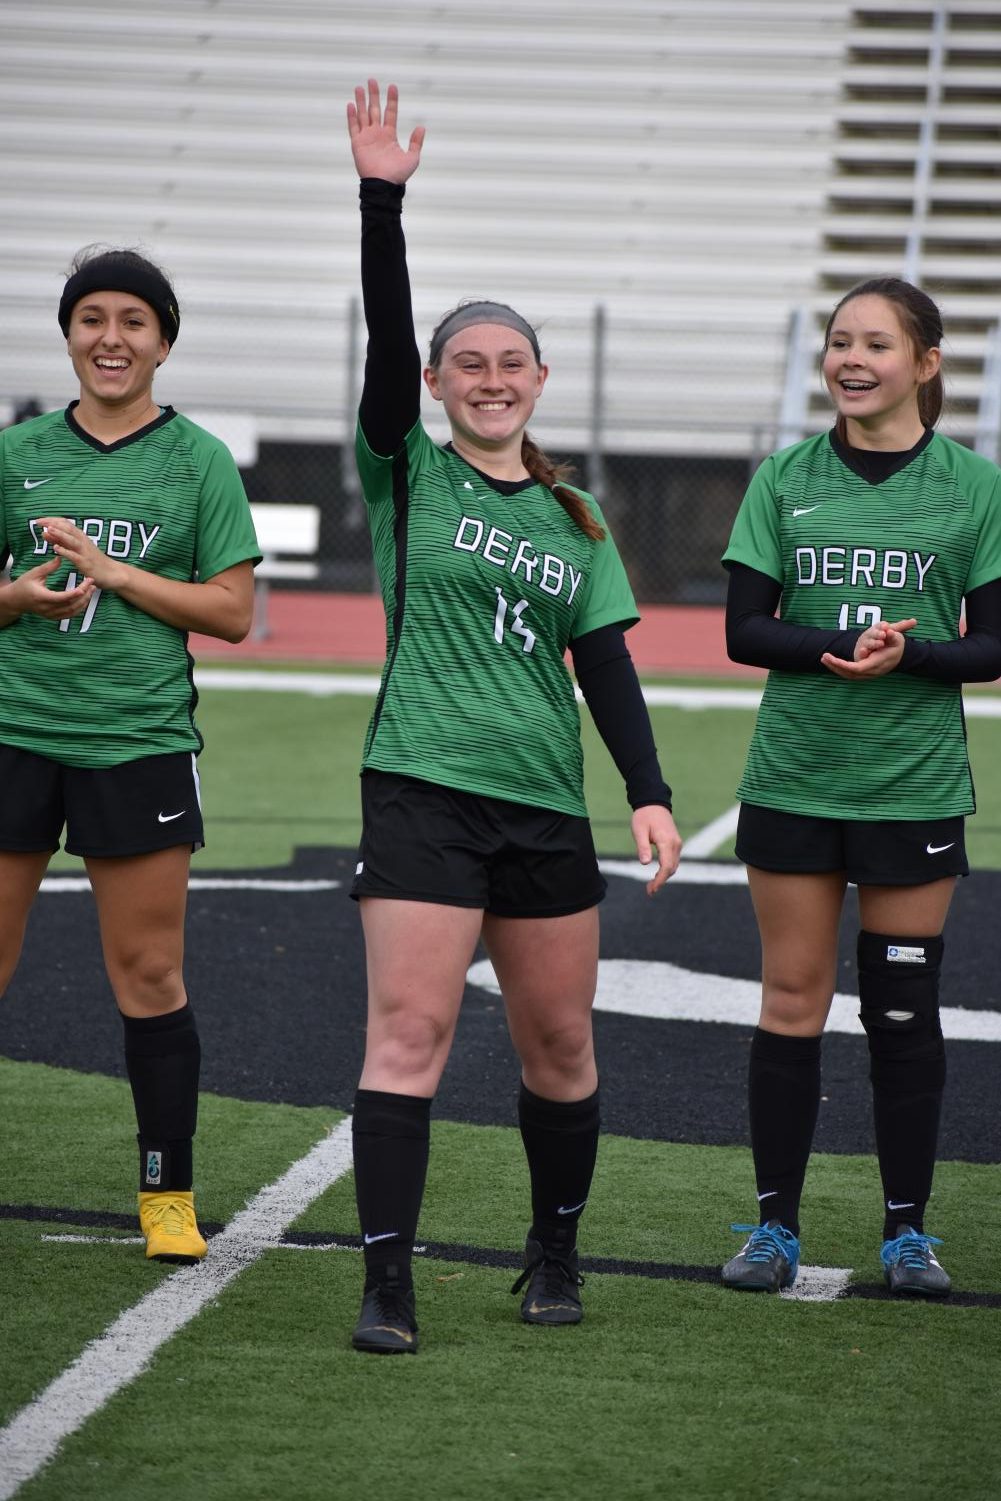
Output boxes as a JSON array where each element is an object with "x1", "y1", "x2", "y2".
[
  {"x1": 0, "y1": 246, "x2": 260, "y2": 1262},
  {"x1": 345, "y1": 80, "x2": 681, "y2": 1354},
  {"x1": 721, "y1": 277, "x2": 1001, "y2": 1296}
]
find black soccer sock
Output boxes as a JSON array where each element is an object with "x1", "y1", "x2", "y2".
[
  {"x1": 122, "y1": 1003, "x2": 200, "y2": 1193},
  {"x1": 748, "y1": 1027, "x2": 822, "y2": 1238},
  {"x1": 857, "y1": 931, "x2": 946, "y2": 1241},
  {"x1": 352, "y1": 1088, "x2": 432, "y2": 1292},
  {"x1": 518, "y1": 1081, "x2": 600, "y2": 1254}
]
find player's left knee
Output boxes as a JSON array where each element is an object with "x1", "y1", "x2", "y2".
[
  {"x1": 523, "y1": 1018, "x2": 594, "y2": 1081},
  {"x1": 857, "y1": 930, "x2": 945, "y2": 1090}
]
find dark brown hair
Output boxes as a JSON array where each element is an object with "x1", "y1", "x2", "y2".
[
  {"x1": 824, "y1": 276, "x2": 944, "y2": 432},
  {"x1": 522, "y1": 434, "x2": 605, "y2": 541},
  {"x1": 429, "y1": 303, "x2": 605, "y2": 541}
]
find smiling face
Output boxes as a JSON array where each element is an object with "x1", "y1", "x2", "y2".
[
  {"x1": 822, "y1": 293, "x2": 940, "y2": 447},
  {"x1": 423, "y1": 323, "x2": 548, "y2": 459},
  {"x1": 66, "y1": 290, "x2": 169, "y2": 414}
]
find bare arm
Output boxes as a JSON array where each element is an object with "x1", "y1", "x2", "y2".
[{"x1": 37, "y1": 517, "x2": 255, "y2": 642}]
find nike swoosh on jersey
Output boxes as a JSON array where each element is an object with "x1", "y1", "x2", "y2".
[
  {"x1": 158, "y1": 810, "x2": 187, "y2": 823},
  {"x1": 24, "y1": 478, "x2": 54, "y2": 490},
  {"x1": 792, "y1": 505, "x2": 820, "y2": 517},
  {"x1": 926, "y1": 842, "x2": 955, "y2": 854}
]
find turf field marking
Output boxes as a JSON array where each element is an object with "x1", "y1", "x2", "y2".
[
  {"x1": 600, "y1": 857, "x2": 747, "y2": 884},
  {"x1": 193, "y1": 668, "x2": 1001, "y2": 719},
  {"x1": 677, "y1": 805, "x2": 741, "y2": 859},
  {"x1": 466, "y1": 957, "x2": 1001, "y2": 1042},
  {"x1": 0, "y1": 1117, "x2": 354, "y2": 1501},
  {"x1": 781, "y1": 1266, "x2": 853, "y2": 1301},
  {"x1": 34, "y1": 1231, "x2": 855, "y2": 1302},
  {"x1": 602, "y1": 858, "x2": 748, "y2": 885},
  {"x1": 39, "y1": 877, "x2": 340, "y2": 893}
]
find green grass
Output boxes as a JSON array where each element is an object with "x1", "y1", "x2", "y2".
[
  {"x1": 43, "y1": 669, "x2": 1001, "y2": 870},
  {"x1": 10, "y1": 668, "x2": 1001, "y2": 1500},
  {"x1": 4, "y1": 1060, "x2": 1000, "y2": 1501}
]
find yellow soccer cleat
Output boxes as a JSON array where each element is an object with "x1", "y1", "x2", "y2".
[{"x1": 138, "y1": 1190, "x2": 208, "y2": 1263}]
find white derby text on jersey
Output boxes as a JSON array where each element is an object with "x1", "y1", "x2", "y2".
[
  {"x1": 452, "y1": 515, "x2": 584, "y2": 607},
  {"x1": 28, "y1": 517, "x2": 161, "y2": 560},
  {"x1": 795, "y1": 546, "x2": 937, "y2": 591}
]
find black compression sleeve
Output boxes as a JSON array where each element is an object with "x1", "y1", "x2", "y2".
[
  {"x1": 357, "y1": 178, "x2": 422, "y2": 456},
  {"x1": 898, "y1": 577, "x2": 1001, "y2": 683},
  {"x1": 725, "y1": 561, "x2": 862, "y2": 670},
  {"x1": 569, "y1": 624, "x2": 672, "y2": 810}
]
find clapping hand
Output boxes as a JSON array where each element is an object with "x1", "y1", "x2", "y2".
[{"x1": 821, "y1": 617, "x2": 916, "y2": 678}]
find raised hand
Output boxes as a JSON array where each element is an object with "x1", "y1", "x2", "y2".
[{"x1": 346, "y1": 79, "x2": 425, "y2": 184}]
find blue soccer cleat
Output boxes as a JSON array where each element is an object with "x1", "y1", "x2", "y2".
[
  {"x1": 880, "y1": 1226, "x2": 951, "y2": 1297},
  {"x1": 722, "y1": 1220, "x2": 800, "y2": 1292}
]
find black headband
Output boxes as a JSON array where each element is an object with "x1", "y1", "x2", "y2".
[{"x1": 58, "y1": 256, "x2": 180, "y2": 345}]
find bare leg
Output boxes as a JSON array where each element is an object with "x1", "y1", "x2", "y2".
[
  {"x1": 85, "y1": 846, "x2": 191, "y2": 1018},
  {"x1": 482, "y1": 907, "x2": 599, "y2": 1099},
  {"x1": 358, "y1": 897, "x2": 484, "y2": 1094},
  {"x1": 0, "y1": 851, "x2": 51, "y2": 996},
  {"x1": 748, "y1": 868, "x2": 847, "y2": 1034}
]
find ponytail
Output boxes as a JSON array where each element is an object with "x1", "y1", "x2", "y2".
[{"x1": 521, "y1": 433, "x2": 605, "y2": 541}]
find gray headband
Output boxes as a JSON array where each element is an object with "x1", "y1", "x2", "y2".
[{"x1": 428, "y1": 301, "x2": 540, "y2": 366}]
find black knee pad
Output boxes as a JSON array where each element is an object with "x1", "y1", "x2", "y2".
[{"x1": 857, "y1": 930, "x2": 945, "y2": 1089}]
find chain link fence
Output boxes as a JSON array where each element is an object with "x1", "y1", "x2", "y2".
[{"x1": 239, "y1": 426, "x2": 792, "y2": 608}]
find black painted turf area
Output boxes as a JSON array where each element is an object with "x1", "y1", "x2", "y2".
[{"x1": 2, "y1": 846, "x2": 999, "y2": 1162}]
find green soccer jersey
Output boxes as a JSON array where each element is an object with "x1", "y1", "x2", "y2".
[
  {"x1": 723, "y1": 430, "x2": 1001, "y2": 819},
  {"x1": 355, "y1": 419, "x2": 639, "y2": 817},
  {"x1": 0, "y1": 406, "x2": 260, "y2": 768}
]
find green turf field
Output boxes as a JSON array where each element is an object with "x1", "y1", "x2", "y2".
[
  {"x1": 43, "y1": 671, "x2": 1001, "y2": 872},
  {"x1": 4, "y1": 1059, "x2": 1000, "y2": 1501},
  {"x1": 6, "y1": 668, "x2": 1001, "y2": 1501}
]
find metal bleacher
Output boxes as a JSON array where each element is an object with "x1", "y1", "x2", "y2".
[
  {"x1": 0, "y1": 0, "x2": 847, "y2": 457},
  {"x1": 2, "y1": 2, "x2": 999, "y2": 461}
]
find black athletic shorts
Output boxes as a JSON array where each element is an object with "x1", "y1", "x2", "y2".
[
  {"x1": 735, "y1": 802, "x2": 968, "y2": 886},
  {"x1": 0, "y1": 744, "x2": 205, "y2": 858},
  {"x1": 350, "y1": 769, "x2": 606, "y2": 917}
]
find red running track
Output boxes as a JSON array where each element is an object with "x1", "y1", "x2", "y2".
[{"x1": 190, "y1": 590, "x2": 764, "y2": 679}]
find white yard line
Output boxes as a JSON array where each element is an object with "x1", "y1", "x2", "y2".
[
  {"x1": 780, "y1": 1266, "x2": 854, "y2": 1302},
  {"x1": 600, "y1": 858, "x2": 747, "y2": 885},
  {"x1": 36, "y1": 1234, "x2": 857, "y2": 1304},
  {"x1": 677, "y1": 805, "x2": 741, "y2": 859},
  {"x1": 467, "y1": 956, "x2": 1001, "y2": 1043},
  {"x1": 193, "y1": 668, "x2": 1001, "y2": 719},
  {"x1": 0, "y1": 1117, "x2": 354, "y2": 1501},
  {"x1": 39, "y1": 877, "x2": 341, "y2": 894}
]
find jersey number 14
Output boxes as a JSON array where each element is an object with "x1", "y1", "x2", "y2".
[{"x1": 493, "y1": 587, "x2": 536, "y2": 654}]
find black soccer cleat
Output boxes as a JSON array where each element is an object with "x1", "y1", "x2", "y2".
[
  {"x1": 880, "y1": 1226, "x2": 951, "y2": 1297},
  {"x1": 351, "y1": 1279, "x2": 419, "y2": 1354},
  {"x1": 510, "y1": 1236, "x2": 584, "y2": 1325},
  {"x1": 721, "y1": 1220, "x2": 801, "y2": 1293}
]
